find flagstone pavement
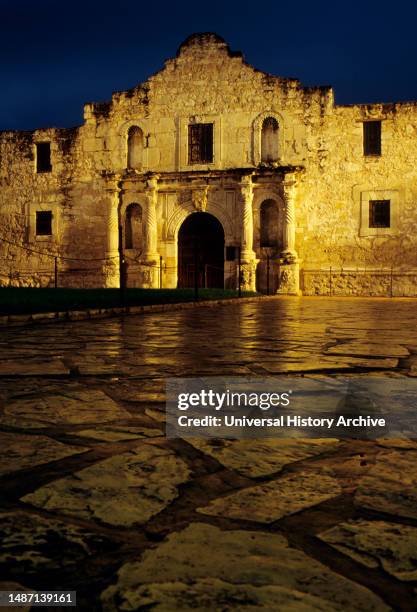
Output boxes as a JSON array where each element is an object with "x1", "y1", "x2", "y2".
[{"x1": 1, "y1": 297, "x2": 417, "y2": 611}]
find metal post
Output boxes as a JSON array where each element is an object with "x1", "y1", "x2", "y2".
[
  {"x1": 121, "y1": 259, "x2": 127, "y2": 305},
  {"x1": 238, "y1": 246, "x2": 242, "y2": 298},
  {"x1": 159, "y1": 255, "x2": 163, "y2": 289},
  {"x1": 390, "y1": 266, "x2": 393, "y2": 298},
  {"x1": 266, "y1": 254, "x2": 270, "y2": 296},
  {"x1": 194, "y1": 238, "x2": 199, "y2": 301},
  {"x1": 54, "y1": 257, "x2": 58, "y2": 289},
  {"x1": 329, "y1": 266, "x2": 332, "y2": 296},
  {"x1": 118, "y1": 224, "x2": 124, "y2": 305}
]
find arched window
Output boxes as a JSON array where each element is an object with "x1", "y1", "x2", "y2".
[
  {"x1": 125, "y1": 203, "x2": 143, "y2": 250},
  {"x1": 260, "y1": 200, "x2": 279, "y2": 247},
  {"x1": 261, "y1": 117, "x2": 279, "y2": 163},
  {"x1": 127, "y1": 126, "x2": 143, "y2": 169}
]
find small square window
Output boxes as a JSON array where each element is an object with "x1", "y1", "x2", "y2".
[
  {"x1": 188, "y1": 123, "x2": 213, "y2": 164},
  {"x1": 36, "y1": 211, "x2": 53, "y2": 236},
  {"x1": 369, "y1": 200, "x2": 390, "y2": 228},
  {"x1": 363, "y1": 121, "x2": 381, "y2": 156},
  {"x1": 36, "y1": 142, "x2": 52, "y2": 173}
]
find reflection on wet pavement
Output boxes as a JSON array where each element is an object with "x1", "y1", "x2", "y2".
[{"x1": 0, "y1": 297, "x2": 416, "y2": 610}]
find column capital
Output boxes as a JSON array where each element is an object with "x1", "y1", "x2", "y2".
[
  {"x1": 282, "y1": 168, "x2": 304, "y2": 193},
  {"x1": 146, "y1": 175, "x2": 159, "y2": 191},
  {"x1": 105, "y1": 181, "x2": 122, "y2": 219},
  {"x1": 104, "y1": 174, "x2": 123, "y2": 193},
  {"x1": 240, "y1": 173, "x2": 253, "y2": 185},
  {"x1": 240, "y1": 174, "x2": 254, "y2": 200},
  {"x1": 282, "y1": 174, "x2": 298, "y2": 195}
]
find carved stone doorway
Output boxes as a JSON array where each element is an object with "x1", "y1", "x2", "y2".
[{"x1": 178, "y1": 212, "x2": 224, "y2": 288}]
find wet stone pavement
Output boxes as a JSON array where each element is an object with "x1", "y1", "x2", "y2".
[{"x1": 0, "y1": 296, "x2": 417, "y2": 611}]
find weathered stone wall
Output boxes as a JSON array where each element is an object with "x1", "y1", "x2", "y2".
[
  {"x1": 0, "y1": 125, "x2": 115, "y2": 287},
  {"x1": 297, "y1": 102, "x2": 417, "y2": 273},
  {"x1": 1, "y1": 32, "x2": 417, "y2": 294},
  {"x1": 302, "y1": 268, "x2": 417, "y2": 297},
  {"x1": 83, "y1": 34, "x2": 326, "y2": 175}
]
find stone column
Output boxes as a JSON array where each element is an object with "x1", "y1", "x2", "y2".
[
  {"x1": 240, "y1": 175, "x2": 257, "y2": 292},
  {"x1": 104, "y1": 182, "x2": 121, "y2": 288},
  {"x1": 143, "y1": 176, "x2": 160, "y2": 288},
  {"x1": 282, "y1": 176, "x2": 297, "y2": 260},
  {"x1": 278, "y1": 174, "x2": 300, "y2": 295}
]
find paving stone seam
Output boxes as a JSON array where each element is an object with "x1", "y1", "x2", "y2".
[
  {"x1": 0, "y1": 434, "x2": 393, "y2": 507},
  {"x1": 2, "y1": 453, "x2": 414, "y2": 611},
  {"x1": 0, "y1": 441, "x2": 153, "y2": 499},
  {"x1": 0, "y1": 504, "x2": 153, "y2": 548},
  {"x1": 2, "y1": 494, "x2": 411, "y2": 610},
  {"x1": 112, "y1": 503, "x2": 414, "y2": 612},
  {"x1": 284, "y1": 528, "x2": 416, "y2": 611}
]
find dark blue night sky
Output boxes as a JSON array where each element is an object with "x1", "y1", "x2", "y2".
[{"x1": 1, "y1": 0, "x2": 417, "y2": 130}]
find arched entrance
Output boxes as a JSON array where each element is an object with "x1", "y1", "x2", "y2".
[{"x1": 178, "y1": 212, "x2": 224, "y2": 288}]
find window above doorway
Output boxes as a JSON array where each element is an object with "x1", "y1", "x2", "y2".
[{"x1": 188, "y1": 123, "x2": 213, "y2": 164}]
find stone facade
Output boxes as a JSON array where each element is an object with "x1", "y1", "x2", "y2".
[{"x1": 1, "y1": 32, "x2": 417, "y2": 294}]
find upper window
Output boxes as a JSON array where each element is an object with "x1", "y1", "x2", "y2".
[
  {"x1": 188, "y1": 123, "x2": 213, "y2": 164},
  {"x1": 363, "y1": 121, "x2": 381, "y2": 156},
  {"x1": 369, "y1": 200, "x2": 390, "y2": 228},
  {"x1": 261, "y1": 117, "x2": 279, "y2": 162},
  {"x1": 36, "y1": 142, "x2": 52, "y2": 173},
  {"x1": 127, "y1": 126, "x2": 143, "y2": 169},
  {"x1": 36, "y1": 211, "x2": 52, "y2": 236}
]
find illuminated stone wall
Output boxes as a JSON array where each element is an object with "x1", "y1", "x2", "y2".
[
  {"x1": 297, "y1": 102, "x2": 417, "y2": 295},
  {"x1": 0, "y1": 33, "x2": 416, "y2": 294}
]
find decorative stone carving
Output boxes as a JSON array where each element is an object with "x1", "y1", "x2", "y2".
[
  {"x1": 105, "y1": 183, "x2": 120, "y2": 257},
  {"x1": 144, "y1": 177, "x2": 159, "y2": 260},
  {"x1": 281, "y1": 175, "x2": 298, "y2": 259},
  {"x1": 275, "y1": 173, "x2": 301, "y2": 294},
  {"x1": 240, "y1": 175, "x2": 256, "y2": 262},
  {"x1": 141, "y1": 267, "x2": 153, "y2": 288},
  {"x1": 277, "y1": 261, "x2": 300, "y2": 295},
  {"x1": 239, "y1": 262, "x2": 257, "y2": 292},
  {"x1": 192, "y1": 186, "x2": 208, "y2": 212},
  {"x1": 2, "y1": 34, "x2": 417, "y2": 295},
  {"x1": 104, "y1": 182, "x2": 121, "y2": 288},
  {"x1": 177, "y1": 190, "x2": 192, "y2": 207}
]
